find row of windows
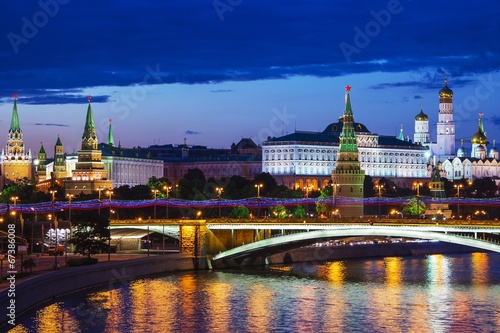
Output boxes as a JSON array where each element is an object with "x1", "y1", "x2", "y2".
[{"x1": 264, "y1": 153, "x2": 335, "y2": 161}]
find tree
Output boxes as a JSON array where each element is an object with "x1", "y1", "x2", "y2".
[
  {"x1": 147, "y1": 176, "x2": 171, "y2": 198},
  {"x1": 316, "y1": 185, "x2": 333, "y2": 216},
  {"x1": 401, "y1": 197, "x2": 426, "y2": 216},
  {"x1": 22, "y1": 258, "x2": 36, "y2": 273},
  {"x1": 178, "y1": 168, "x2": 206, "y2": 200},
  {"x1": 293, "y1": 205, "x2": 306, "y2": 218},
  {"x1": 69, "y1": 210, "x2": 110, "y2": 258},
  {"x1": 229, "y1": 205, "x2": 250, "y2": 218},
  {"x1": 270, "y1": 205, "x2": 288, "y2": 218}
]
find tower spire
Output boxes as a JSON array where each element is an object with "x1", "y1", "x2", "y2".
[
  {"x1": 82, "y1": 95, "x2": 98, "y2": 150},
  {"x1": 398, "y1": 124, "x2": 404, "y2": 141},
  {"x1": 107, "y1": 119, "x2": 114, "y2": 146},
  {"x1": 10, "y1": 93, "x2": 21, "y2": 133}
]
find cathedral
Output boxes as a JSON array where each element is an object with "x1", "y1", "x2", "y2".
[{"x1": 411, "y1": 79, "x2": 500, "y2": 181}]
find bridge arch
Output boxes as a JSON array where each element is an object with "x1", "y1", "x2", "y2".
[{"x1": 213, "y1": 226, "x2": 500, "y2": 261}]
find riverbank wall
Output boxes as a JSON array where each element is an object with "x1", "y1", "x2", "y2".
[{"x1": 0, "y1": 254, "x2": 194, "y2": 326}]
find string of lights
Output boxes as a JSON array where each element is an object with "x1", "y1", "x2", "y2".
[{"x1": 3, "y1": 195, "x2": 500, "y2": 214}]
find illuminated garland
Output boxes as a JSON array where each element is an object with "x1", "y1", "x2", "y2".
[{"x1": 3, "y1": 195, "x2": 500, "y2": 214}]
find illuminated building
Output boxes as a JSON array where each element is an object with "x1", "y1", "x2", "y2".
[{"x1": 1, "y1": 94, "x2": 33, "y2": 185}]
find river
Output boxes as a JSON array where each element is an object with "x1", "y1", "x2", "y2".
[{"x1": 9, "y1": 252, "x2": 500, "y2": 332}]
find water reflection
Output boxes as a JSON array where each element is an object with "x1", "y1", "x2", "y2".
[
  {"x1": 246, "y1": 284, "x2": 273, "y2": 333},
  {"x1": 10, "y1": 253, "x2": 500, "y2": 333}
]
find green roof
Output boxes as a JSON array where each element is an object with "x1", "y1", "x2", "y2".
[{"x1": 10, "y1": 98, "x2": 21, "y2": 133}]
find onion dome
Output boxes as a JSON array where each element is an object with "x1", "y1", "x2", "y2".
[
  {"x1": 471, "y1": 114, "x2": 487, "y2": 145},
  {"x1": 476, "y1": 145, "x2": 486, "y2": 154},
  {"x1": 457, "y1": 146, "x2": 466, "y2": 157},
  {"x1": 415, "y1": 106, "x2": 428, "y2": 121},
  {"x1": 489, "y1": 146, "x2": 498, "y2": 155},
  {"x1": 489, "y1": 139, "x2": 498, "y2": 158},
  {"x1": 439, "y1": 79, "x2": 453, "y2": 103}
]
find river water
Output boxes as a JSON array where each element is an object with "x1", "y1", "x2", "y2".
[{"x1": 9, "y1": 252, "x2": 500, "y2": 333}]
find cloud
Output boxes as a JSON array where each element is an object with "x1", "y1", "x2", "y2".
[
  {"x1": 185, "y1": 130, "x2": 201, "y2": 135},
  {"x1": 0, "y1": 89, "x2": 110, "y2": 105},
  {"x1": 1, "y1": 1, "x2": 499, "y2": 91},
  {"x1": 32, "y1": 123, "x2": 70, "y2": 127},
  {"x1": 210, "y1": 89, "x2": 233, "y2": 93}
]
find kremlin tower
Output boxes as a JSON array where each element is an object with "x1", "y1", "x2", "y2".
[
  {"x1": 331, "y1": 86, "x2": 365, "y2": 217},
  {"x1": 1, "y1": 94, "x2": 32, "y2": 184},
  {"x1": 64, "y1": 96, "x2": 112, "y2": 195}
]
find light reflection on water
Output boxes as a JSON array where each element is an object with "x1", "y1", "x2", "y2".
[{"x1": 9, "y1": 252, "x2": 500, "y2": 333}]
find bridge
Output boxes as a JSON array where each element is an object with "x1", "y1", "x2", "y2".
[{"x1": 109, "y1": 218, "x2": 500, "y2": 268}]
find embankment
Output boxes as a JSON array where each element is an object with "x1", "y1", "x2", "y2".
[{"x1": 0, "y1": 254, "x2": 194, "y2": 326}]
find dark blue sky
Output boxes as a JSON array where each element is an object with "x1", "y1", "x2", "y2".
[{"x1": 1, "y1": 0, "x2": 500, "y2": 154}]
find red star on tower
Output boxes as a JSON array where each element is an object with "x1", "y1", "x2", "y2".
[
  {"x1": 88, "y1": 95, "x2": 91, "y2": 102},
  {"x1": 345, "y1": 85, "x2": 351, "y2": 93},
  {"x1": 13, "y1": 93, "x2": 18, "y2": 99}
]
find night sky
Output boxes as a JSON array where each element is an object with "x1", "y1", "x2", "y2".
[{"x1": 1, "y1": 1, "x2": 500, "y2": 156}]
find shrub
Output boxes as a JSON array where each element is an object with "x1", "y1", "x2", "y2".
[{"x1": 67, "y1": 257, "x2": 99, "y2": 267}]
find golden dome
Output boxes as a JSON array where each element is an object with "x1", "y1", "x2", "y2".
[
  {"x1": 471, "y1": 130, "x2": 487, "y2": 144},
  {"x1": 471, "y1": 113, "x2": 487, "y2": 145},
  {"x1": 439, "y1": 79, "x2": 453, "y2": 98},
  {"x1": 415, "y1": 107, "x2": 428, "y2": 121}
]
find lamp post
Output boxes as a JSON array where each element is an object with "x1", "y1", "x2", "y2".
[
  {"x1": 66, "y1": 194, "x2": 73, "y2": 264},
  {"x1": 106, "y1": 190, "x2": 113, "y2": 262},
  {"x1": 30, "y1": 207, "x2": 38, "y2": 254},
  {"x1": 163, "y1": 185, "x2": 172, "y2": 219},
  {"x1": 454, "y1": 184, "x2": 463, "y2": 219},
  {"x1": 151, "y1": 189, "x2": 159, "y2": 219},
  {"x1": 97, "y1": 187, "x2": 103, "y2": 215},
  {"x1": 391, "y1": 209, "x2": 403, "y2": 218},
  {"x1": 331, "y1": 182, "x2": 340, "y2": 213},
  {"x1": 304, "y1": 185, "x2": 312, "y2": 217},
  {"x1": 413, "y1": 182, "x2": 423, "y2": 218},
  {"x1": 255, "y1": 184, "x2": 263, "y2": 218},
  {"x1": 375, "y1": 184, "x2": 384, "y2": 217},
  {"x1": 216, "y1": 187, "x2": 223, "y2": 218},
  {"x1": 50, "y1": 190, "x2": 58, "y2": 269},
  {"x1": 11, "y1": 197, "x2": 21, "y2": 239}
]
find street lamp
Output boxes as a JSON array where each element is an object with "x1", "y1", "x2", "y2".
[
  {"x1": 454, "y1": 184, "x2": 463, "y2": 219},
  {"x1": 375, "y1": 184, "x2": 384, "y2": 217},
  {"x1": 331, "y1": 182, "x2": 340, "y2": 212},
  {"x1": 151, "y1": 189, "x2": 159, "y2": 219},
  {"x1": 255, "y1": 184, "x2": 263, "y2": 218},
  {"x1": 10, "y1": 197, "x2": 21, "y2": 239},
  {"x1": 474, "y1": 210, "x2": 489, "y2": 220},
  {"x1": 216, "y1": 187, "x2": 223, "y2": 218},
  {"x1": 390, "y1": 209, "x2": 403, "y2": 218},
  {"x1": 50, "y1": 190, "x2": 58, "y2": 269},
  {"x1": 30, "y1": 207, "x2": 37, "y2": 254},
  {"x1": 106, "y1": 190, "x2": 113, "y2": 262},
  {"x1": 255, "y1": 184, "x2": 263, "y2": 198},
  {"x1": 97, "y1": 186, "x2": 103, "y2": 215},
  {"x1": 163, "y1": 185, "x2": 172, "y2": 219},
  {"x1": 413, "y1": 182, "x2": 423, "y2": 218},
  {"x1": 304, "y1": 185, "x2": 312, "y2": 217},
  {"x1": 66, "y1": 194, "x2": 74, "y2": 263}
]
